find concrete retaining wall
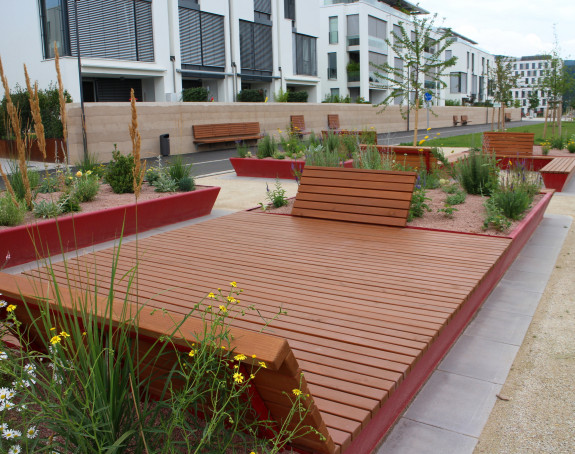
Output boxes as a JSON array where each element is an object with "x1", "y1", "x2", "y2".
[{"x1": 66, "y1": 102, "x2": 521, "y2": 163}]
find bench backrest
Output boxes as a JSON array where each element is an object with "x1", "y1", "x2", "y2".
[
  {"x1": 290, "y1": 115, "x2": 307, "y2": 133},
  {"x1": 453, "y1": 115, "x2": 459, "y2": 123},
  {"x1": 461, "y1": 115, "x2": 469, "y2": 122},
  {"x1": 193, "y1": 122, "x2": 261, "y2": 140},
  {"x1": 360, "y1": 145, "x2": 434, "y2": 172},
  {"x1": 327, "y1": 114, "x2": 340, "y2": 130},
  {"x1": 0, "y1": 272, "x2": 335, "y2": 454},
  {"x1": 292, "y1": 166, "x2": 417, "y2": 227},
  {"x1": 482, "y1": 131, "x2": 534, "y2": 156}
]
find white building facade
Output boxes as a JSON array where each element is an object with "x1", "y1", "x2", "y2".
[{"x1": 511, "y1": 55, "x2": 552, "y2": 117}]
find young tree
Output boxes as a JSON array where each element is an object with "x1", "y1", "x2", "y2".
[
  {"x1": 488, "y1": 56, "x2": 519, "y2": 130},
  {"x1": 371, "y1": 14, "x2": 457, "y2": 146},
  {"x1": 528, "y1": 90, "x2": 540, "y2": 116},
  {"x1": 540, "y1": 52, "x2": 574, "y2": 137}
]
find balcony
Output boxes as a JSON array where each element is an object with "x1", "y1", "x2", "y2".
[
  {"x1": 347, "y1": 35, "x2": 360, "y2": 47},
  {"x1": 369, "y1": 36, "x2": 387, "y2": 54},
  {"x1": 329, "y1": 31, "x2": 339, "y2": 44},
  {"x1": 347, "y1": 71, "x2": 360, "y2": 84}
]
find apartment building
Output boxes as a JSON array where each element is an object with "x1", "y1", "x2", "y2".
[
  {"x1": 511, "y1": 55, "x2": 552, "y2": 116},
  {"x1": 0, "y1": 0, "x2": 320, "y2": 102}
]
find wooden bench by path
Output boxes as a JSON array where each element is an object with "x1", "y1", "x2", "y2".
[
  {"x1": 482, "y1": 131, "x2": 534, "y2": 157},
  {"x1": 453, "y1": 115, "x2": 460, "y2": 126},
  {"x1": 359, "y1": 145, "x2": 435, "y2": 172},
  {"x1": 539, "y1": 157, "x2": 575, "y2": 192},
  {"x1": 0, "y1": 272, "x2": 334, "y2": 454},
  {"x1": 193, "y1": 122, "x2": 263, "y2": 145},
  {"x1": 328, "y1": 114, "x2": 340, "y2": 130},
  {"x1": 461, "y1": 115, "x2": 472, "y2": 125},
  {"x1": 292, "y1": 166, "x2": 417, "y2": 227},
  {"x1": 290, "y1": 115, "x2": 311, "y2": 136}
]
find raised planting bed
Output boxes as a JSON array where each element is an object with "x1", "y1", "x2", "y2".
[
  {"x1": 230, "y1": 157, "x2": 353, "y2": 180},
  {"x1": 539, "y1": 157, "x2": 575, "y2": 192},
  {"x1": 0, "y1": 185, "x2": 220, "y2": 269},
  {"x1": 494, "y1": 155, "x2": 554, "y2": 172},
  {"x1": 359, "y1": 145, "x2": 437, "y2": 172}
]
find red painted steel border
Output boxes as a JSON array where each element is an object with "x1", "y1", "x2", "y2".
[
  {"x1": 346, "y1": 191, "x2": 553, "y2": 454},
  {"x1": 230, "y1": 158, "x2": 354, "y2": 180},
  {"x1": 1, "y1": 186, "x2": 220, "y2": 269},
  {"x1": 541, "y1": 172, "x2": 573, "y2": 192}
]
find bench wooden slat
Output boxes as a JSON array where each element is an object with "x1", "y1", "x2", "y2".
[
  {"x1": 540, "y1": 157, "x2": 575, "y2": 173},
  {"x1": 482, "y1": 132, "x2": 534, "y2": 156},
  {"x1": 290, "y1": 115, "x2": 311, "y2": 135},
  {"x1": 193, "y1": 122, "x2": 262, "y2": 144},
  {"x1": 328, "y1": 114, "x2": 340, "y2": 130}
]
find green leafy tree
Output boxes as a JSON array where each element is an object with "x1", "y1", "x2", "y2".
[
  {"x1": 528, "y1": 90, "x2": 540, "y2": 115},
  {"x1": 371, "y1": 14, "x2": 457, "y2": 145},
  {"x1": 488, "y1": 56, "x2": 519, "y2": 130},
  {"x1": 539, "y1": 51, "x2": 574, "y2": 137}
]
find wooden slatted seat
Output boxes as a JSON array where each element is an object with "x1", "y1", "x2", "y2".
[
  {"x1": 0, "y1": 272, "x2": 335, "y2": 454},
  {"x1": 193, "y1": 122, "x2": 263, "y2": 145},
  {"x1": 453, "y1": 115, "x2": 460, "y2": 126},
  {"x1": 539, "y1": 157, "x2": 575, "y2": 192},
  {"x1": 292, "y1": 166, "x2": 417, "y2": 227},
  {"x1": 482, "y1": 131, "x2": 534, "y2": 156},
  {"x1": 461, "y1": 115, "x2": 472, "y2": 125},
  {"x1": 328, "y1": 114, "x2": 340, "y2": 130},
  {"x1": 290, "y1": 115, "x2": 311, "y2": 136}
]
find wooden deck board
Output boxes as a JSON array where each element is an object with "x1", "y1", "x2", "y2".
[{"x1": 21, "y1": 211, "x2": 511, "y2": 452}]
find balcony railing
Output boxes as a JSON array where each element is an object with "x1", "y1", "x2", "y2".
[
  {"x1": 328, "y1": 67, "x2": 338, "y2": 79},
  {"x1": 347, "y1": 70, "x2": 360, "y2": 82},
  {"x1": 347, "y1": 35, "x2": 360, "y2": 46},
  {"x1": 329, "y1": 31, "x2": 339, "y2": 44},
  {"x1": 368, "y1": 36, "x2": 387, "y2": 54}
]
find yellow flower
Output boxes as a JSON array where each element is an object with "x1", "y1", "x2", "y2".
[
  {"x1": 219, "y1": 305, "x2": 227, "y2": 313},
  {"x1": 251, "y1": 354, "x2": 257, "y2": 359},
  {"x1": 76, "y1": 170, "x2": 82, "y2": 177},
  {"x1": 418, "y1": 139, "x2": 425, "y2": 145},
  {"x1": 233, "y1": 372, "x2": 244, "y2": 383},
  {"x1": 82, "y1": 332, "x2": 87, "y2": 336},
  {"x1": 426, "y1": 127, "x2": 431, "y2": 131},
  {"x1": 250, "y1": 374, "x2": 255, "y2": 379},
  {"x1": 227, "y1": 296, "x2": 236, "y2": 303},
  {"x1": 6, "y1": 304, "x2": 16, "y2": 312},
  {"x1": 50, "y1": 335, "x2": 62, "y2": 345},
  {"x1": 230, "y1": 281, "x2": 237, "y2": 288},
  {"x1": 50, "y1": 327, "x2": 56, "y2": 331},
  {"x1": 60, "y1": 331, "x2": 70, "y2": 338},
  {"x1": 258, "y1": 361, "x2": 267, "y2": 369},
  {"x1": 86, "y1": 170, "x2": 92, "y2": 175},
  {"x1": 424, "y1": 135, "x2": 429, "y2": 139},
  {"x1": 292, "y1": 389, "x2": 302, "y2": 396},
  {"x1": 436, "y1": 133, "x2": 441, "y2": 135},
  {"x1": 234, "y1": 354, "x2": 247, "y2": 361},
  {"x1": 189, "y1": 349, "x2": 196, "y2": 357},
  {"x1": 208, "y1": 292, "x2": 215, "y2": 299}
]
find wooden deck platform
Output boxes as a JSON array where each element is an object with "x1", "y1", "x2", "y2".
[{"x1": 21, "y1": 211, "x2": 512, "y2": 453}]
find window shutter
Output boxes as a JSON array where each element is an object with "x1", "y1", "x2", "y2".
[
  {"x1": 201, "y1": 12, "x2": 225, "y2": 67},
  {"x1": 254, "y1": 23, "x2": 273, "y2": 71},
  {"x1": 135, "y1": 0, "x2": 154, "y2": 61},
  {"x1": 254, "y1": 0, "x2": 271, "y2": 14},
  {"x1": 239, "y1": 20, "x2": 254, "y2": 70},
  {"x1": 179, "y1": 7, "x2": 202, "y2": 65}
]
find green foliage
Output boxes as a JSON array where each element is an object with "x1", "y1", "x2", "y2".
[
  {"x1": 359, "y1": 129, "x2": 377, "y2": 145},
  {"x1": 456, "y1": 150, "x2": 499, "y2": 196},
  {"x1": 490, "y1": 189, "x2": 532, "y2": 220},
  {"x1": 275, "y1": 88, "x2": 289, "y2": 102},
  {"x1": 76, "y1": 152, "x2": 106, "y2": 178},
  {"x1": 430, "y1": 147, "x2": 449, "y2": 168},
  {"x1": 178, "y1": 176, "x2": 195, "y2": 192},
  {"x1": 353, "y1": 146, "x2": 394, "y2": 170},
  {"x1": 323, "y1": 131, "x2": 341, "y2": 154},
  {"x1": 550, "y1": 135, "x2": 565, "y2": 150},
  {"x1": 236, "y1": 141, "x2": 250, "y2": 158},
  {"x1": 438, "y1": 205, "x2": 458, "y2": 218},
  {"x1": 257, "y1": 135, "x2": 278, "y2": 159},
  {"x1": 0, "y1": 193, "x2": 26, "y2": 226},
  {"x1": 445, "y1": 190, "x2": 466, "y2": 205},
  {"x1": 33, "y1": 199, "x2": 63, "y2": 219},
  {"x1": 104, "y1": 146, "x2": 135, "y2": 194},
  {"x1": 7, "y1": 162, "x2": 40, "y2": 201},
  {"x1": 407, "y1": 187, "x2": 431, "y2": 222},
  {"x1": 0, "y1": 83, "x2": 72, "y2": 139},
  {"x1": 168, "y1": 156, "x2": 193, "y2": 183},
  {"x1": 37, "y1": 175, "x2": 60, "y2": 193},
  {"x1": 305, "y1": 144, "x2": 342, "y2": 167},
  {"x1": 182, "y1": 87, "x2": 209, "y2": 102},
  {"x1": 237, "y1": 89, "x2": 265, "y2": 102},
  {"x1": 266, "y1": 179, "x2": 288, "y2": 208},
  {"x1": 153, "y1": 172, "x2": 178, "y2": 192},
  {"x1": 286, "y1": 91, "x2": 308, "y2": 102},
  {"x1": 417, "y1": 169, "x2": 441, "y2": 189},
  {"x1": 322, "y1": 94, "x2": 351, "y2": 103},
  {"x1": 58, "y1": 191, "x2": 81, "y2": 213},
  {"x1": 568, "y1": 137, "x2": 575, "y2": 153},
  {"x1": 72, "y1": 173, "x2": 100, "y2": 202},
  {"x1": 483, "y1": 197, "x2": 512, "y2": 232},
  {"x1": 445, "y1": 99, "x2": 461, "y2": 106}
]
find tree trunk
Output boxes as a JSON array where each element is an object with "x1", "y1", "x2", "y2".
[
  {"x1": 558, "y1": 102, "x2": 563, "y2": 137},
  {"x1": 412, "y1": 97, "x2": 420, "y2": 146},
  {"x1": 491, "y1": 106, "x2": 495, "y2": 131},
  {"x1": 543, "y1": 105, "x2": 549, "y2": 138},
  {"x1": 501, "y1": 105, "x2": 505, "y2": 131},
  {"x1": 551, "y1": 103, "x2": 556, "y2": 137}
]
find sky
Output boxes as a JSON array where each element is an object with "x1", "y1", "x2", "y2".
[{"x1": 420, "y1": 0, "x2": 575, "y2": 59}]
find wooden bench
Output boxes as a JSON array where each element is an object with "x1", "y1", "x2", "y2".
[
  {"x1": 327, "y1": 114, "x2": 340, "y2": 130},
  {"x1": 0, "y1": 272, "x2": 335, "y2": 454},
  {"x1": 292, "y1": 166, "x2": 417, "y2": 227},
  {"x1": 482, "y1": 131, "x2": 534, "y2": 157},
  {"x1": 539, "y1": 157, "x2": 575, "y2": 192},
  {"x1": 505, "y1": 112, "x2": 512, "y2": 122},
  {"x1": 461, "y1": 115, "x2": 472, "y2": 125},
  {"x1": 290, "y1": 115, "x2": 311, "y2": 136},
  {"x1": 359, "y1": 144, "x2": 435, "y2": 172},
  {"x1": 193, "y1": 122, "x2": 263, "y2": 145},
  {"x1": 453, "y1": 115, "x2": 460, "y2": 126}
]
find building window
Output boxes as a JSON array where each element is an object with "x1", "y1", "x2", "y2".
[
  {"x1": 471, "y1": 54, "x2": 475, "y2": 73},
  {"x1": 180, "y1": 7, "x2": 226, "y2": 69},
  {"x1": 239, "y1": 20, "x2": 273, "y2": 73},
  {"x1": 394, "y1": 57, "x2": 403, "y2": 83},
  {"x1": 39, "y1": 0, "x2": 70, "y2": 58},
  {"x1": 466, "y1": 52, "x2": 470, "y2": 69},
  {"x1": 254, "y1": 0, "x2": 271, "y2": 23},
  {"x1": 368, "y1": 15, "x2": 387, "y2": 52},
  {"x1": 66, "y1": 0, "x2": 154, "y2": 62},
  {"x1": 329, "y1": 16, "x2": 338, "y2": 44},
  {"x1": 284, "y1": 0, "x2": 295, "y2": 20},
  {"x1": 346, "y1": 14, "x2": 359, "y2": 46},
  {"x1": 369, "y1": 51, "x2": 386, "y2": 83},
  {"x1": 328, "y1": 52, "x2": 337, "y2": 79},
  {"x1": 294, "y1": 33, "x2": 317, "y2": 76},
  {"x1": 445, "y1": 50, "x2": 452, "y2": 62},
  {"x1": 450, "y1": 72, "x2": 467, "y2": 93},
  {"x1": 330, "y1": 87, "x2": 340, "y2": 97}
]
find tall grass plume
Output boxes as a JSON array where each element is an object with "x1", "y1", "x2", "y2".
[{"x1": 129, "y1": 88, "x2": 145, "y2": 198}]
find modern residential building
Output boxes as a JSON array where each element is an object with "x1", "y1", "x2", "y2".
[
  {"x1": 0, "y1": 0, "x2": 320, "y2": 103},
  {"x1": 510, "y1": 55, "x2": 552, "y2": 117}
]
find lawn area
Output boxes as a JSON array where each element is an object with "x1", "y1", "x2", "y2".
[{"x1": 411, "y1": 122, "x2": 575, "y2": 149}]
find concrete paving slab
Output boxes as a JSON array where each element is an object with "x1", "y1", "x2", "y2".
[
  {"x1": 465, "y1": 306, "x2": 533, "y2": 346},
  {"x1": 500, "y1": 269, "x2": 552, "y2": 294},
  {"x1": 481, "y1": 282, "x2": 543, "y2": 316},
  {"x1": 438, "y1": 334, "x2": 520, "y2": 384},
  {"x1": 403, "y1": 370, "x2": 501, "y2": 438},
  {"x1": 376, "y1": 418, "x2": 478, "y2": 454}
]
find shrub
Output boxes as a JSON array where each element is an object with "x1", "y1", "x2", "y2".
[
  {"x1": 483, "y1": 197, "x2": 512, "y2": 232},
  {"x1": 168, "y1": 156, "x2": 192, "y2": 183},
  {"x1": 322, "y1": 94, "x2": 351, "y2": 103},
  {"x1": 182, "y1": 87, "x2": 209, "y2": 102},
  {"x1": 236, "y1": 141, "x2": 250, "y2": 158},
  {"x1": 353, "y1": 146, "x2": 394, "y2": 170},
  {"x1": 567, "y1": 137, "x2": 575, "y2": 153},
  {"x1": 275, "y1": 88, "x2": 289, "y2": 102},
  {"x1": 153, "y1": 172, "x2": 178, "y2": 192},
  {"x1": 33, "y1": 199, "x2": 62, "y2": 219},
  {"x1": 104, "y1": 146, "x2": 135, "y2": 194},
  {"x1": 178, "y1": 176, "x2": 195, "y2": 192},
  {"x1": 7, "y1": 162, "x2": 40, "y2": 201},
  {"x1": 76, "y1": 152, "x2": 106, "y2": 178},
  {"x1": 445, "y1": 99, "x2": 461, "y2": 106},
  {"x1": 490, "y1": 188, "x2": 532, "y2": 220},
  {"x1": 0, "y1": 193, "x2": 26, "y2": 226},
  {"x1": 58, "y1": 191, "x2": 81, "y2": 213},
  {"x1": 407, "y1": 187, "x2": 431, "y2": 221},
  {"x1": 445, "y1": 190, "x2": 466, "y2": 205},
  {"x1": 266, "y1": 179, "x2": 288, "y2": 208},
  {"x1": 550, "y1": 135, "x2": 565, "y2": 150},
  {"x1": 305, "y1": 144, "x2": 342, "y2": 167},
  {"x1": 286, "y1": 91, "x2": 308, "y2": 103},
  {"x1": 257, "y1": 135, "x2": 278, "y2": 159},
  {"x1": 237, "y1": 89, "x2": 265, "y2": 102},
  {"x1": 72, "y1": 173, "x2": 100, "y2": 202},
  {"x1": 37, "y1": 175, "x2": 60, "y2": 193},
  {"x1": 456, "y1": 150, "x2": 499, "y2": 196},
  {"x1": 323, "y1": 131, "x2": 341, "y2": 154}
]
